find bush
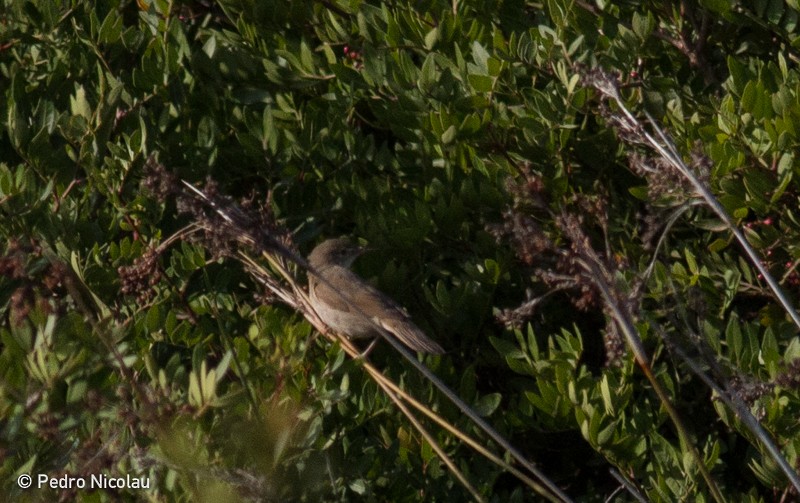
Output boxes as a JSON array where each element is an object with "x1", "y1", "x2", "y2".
[{"x1": 3, "y1": 0, "x2": 800, "y2": 501}]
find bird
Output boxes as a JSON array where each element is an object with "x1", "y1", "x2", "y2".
[{"x1": 307, "y1": 238, "x2": 445, "y2": 354}]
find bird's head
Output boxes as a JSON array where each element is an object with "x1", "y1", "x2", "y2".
[{"x1": 308, "y1": 237, "x2": 366, "y2": 269}]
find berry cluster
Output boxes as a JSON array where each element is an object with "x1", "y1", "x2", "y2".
[
  {"x1": 745, "y1": 216, "x2": 800, "y2": 288},
  {"x1": 343, "y1": 45, "x2": 363, "y2": 70}
]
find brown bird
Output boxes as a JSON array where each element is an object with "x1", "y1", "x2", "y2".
[{"x1": 307, "y1": 238, "x2": 444, "y2": 354}]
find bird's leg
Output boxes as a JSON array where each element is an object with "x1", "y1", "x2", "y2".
[{"x1": 357, "y1": 337, "x2": 380, "y2": 359}]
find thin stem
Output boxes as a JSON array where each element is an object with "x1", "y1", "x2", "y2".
[
  {"x1": 183, "y1": 179, "x2": 573, "y2": 502},
  {"x1": 240, "y1": 251, "x2": 568, "y2": 502},
  {"x1": 576, "y1": 256, "x2": 725, "y2": 502},
  {"x1": 666, "y1": 333, "x2": 800, "y2": 492},
  {"x1": 608, "y1": 468, "x2": 648, "y2": 503},
  {"x1": 611, "y1": 100, "x2": 800, "y2": 330}
]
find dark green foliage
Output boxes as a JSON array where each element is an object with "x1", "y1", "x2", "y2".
[{"x1": 3, "y1": 0, "x2": 800, "y2": 501}]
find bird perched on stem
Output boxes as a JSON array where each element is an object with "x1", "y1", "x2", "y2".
[{"x1": 307, "y1": 238, "x2": 444, "y2": 354}]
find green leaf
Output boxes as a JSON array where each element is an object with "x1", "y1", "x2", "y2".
[
  {"x1": 707, "y1": 238, "x2": 729, "y2": 253},
  {"x1": 631, "y1": 11, "x2": 655, "y2": 39},
  {"x1": 146, "y1": 305, "x2": 162, "y2": 332},
  {"x1": 424, "y1": 27, "x2": 438, "y2": 50},
  {"x1": 70, "y1": 85, "x2": 92, "y2": 120},
  {"x1": 473, "y1": 393, "x2": 502, "y2": 417},
  {"x1": 489, "y1": 336, "x2": 525, "y2": 359},
  {"x1": 628, "y1": 185, "x2": 649, "y2": 200},
  {"x1": 202, "y1": 35, "x2": 217, "y2": 58},
  {"x1": 299, "y1": 40, "x2": 314, "y2": 71},
  {"x1": 440, "y1": 125, "x2": 456, "y2": 144},
  {"x1": 197, "y1": 116, "x2": 217, "y2": 148},
  {"x1": 699, "y1": 0, "x2": 731, "y2": 14},
  {"x1": 471, "y1": 41, "x2": 490, "y2": 73},
  {"x1": 98, "y1": 10, "x2": 123, "y2": 43},
  {"x1": 725, "y1": 315, "x2": 743, "y2": 363},
  {"x1": 468, "y1": 74, "x2": 493, "y2": 92},
  {"x1": 726, "y1": 56, "x2": 747, "y2": 94},
  {"x1": 419, "y1": 53, "x2": 437, "y2": 90}
]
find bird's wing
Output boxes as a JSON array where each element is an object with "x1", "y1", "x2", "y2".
[
  {"x1": 319, "y1": 268, "x2": 445, "y2": 354},
  {"x1": 316, "y1": 266, "x2": 404, "y2": 317},
  {"x1": 312, "y1": 267, "x2": 359, "y2": 312},
  {"x1": 378, "y1": 317, "x2": 445, "y2": 354}
]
